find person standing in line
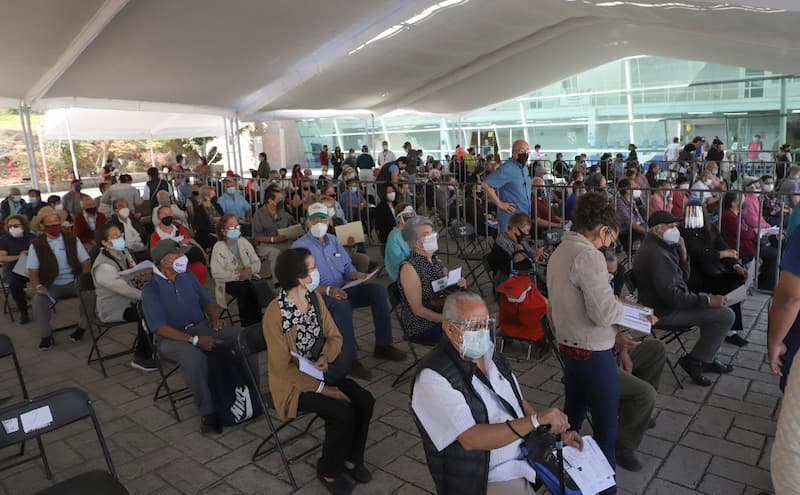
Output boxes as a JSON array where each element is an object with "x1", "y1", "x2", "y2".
[{"x1": 480, "y1": 139, "x2": 532, "y2": 231}]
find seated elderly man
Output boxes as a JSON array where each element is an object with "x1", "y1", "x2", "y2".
[
  {"x1": 411, "y1": 292, "x2": 582, "y2": 495},
  {"x1": 252, "y1": 186, "x2": 295, "y2": 279},
  {"x1": 142, "y1": 239, "x2": 250, "y2": 434},
  {"x1": 73, "y1": 196, "x2": 107, "y2": 249},
  {"x1": 108, "y1": 198, "x2": 148, "y2": 255},
  {"x1": 633, "y1": 211, "x2": 735, "y2": 386},
  {"x1": 150, "y1": 190, "x2": 189, "y2": 229},
  {"x1": 27, "y1": 213, "x2": 91, "y2": 350},
  {"x1": 293, "y1": 203, "x2": 406, "y2": 380}
]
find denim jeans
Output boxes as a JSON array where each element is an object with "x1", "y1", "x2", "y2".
[
  {"x1": 562, "y1": 348, "x2": 619, "y2": 495},
  {"x1": 323, "y1": 282, "x2": 393, "y2": 352}
]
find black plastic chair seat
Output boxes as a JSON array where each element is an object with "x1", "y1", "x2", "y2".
[
  {"x1": 34, "y1": 470, "x2": 129, "y2": 495},
  {"x1": 654, "y1": 324, "x2": 695, "y2": 334}
]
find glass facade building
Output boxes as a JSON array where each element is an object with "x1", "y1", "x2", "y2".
[{"x1": 296, "y1": 56, "x2": 800, "y2": 164}]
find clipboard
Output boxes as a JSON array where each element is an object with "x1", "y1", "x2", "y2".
[
  {"x1": 277, "y1": 224, "x2": 305, "y2": 241},
  {"x1": 617, "y1": 302, "x2": 653, "y2": 336},
  {"x1": 335, "y1": 222, "x2": 365, "y2": 245},
  {"x1": 12, "y1": 253, "x2": 29, "y2": 278}
]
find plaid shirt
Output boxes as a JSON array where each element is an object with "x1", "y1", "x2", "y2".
[{"x1": 616, "y1": 196, "x2": 645, "y2": 229}]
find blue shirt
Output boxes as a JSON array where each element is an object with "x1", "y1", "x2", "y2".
[
  {"x1": 384, "y1": 227, "x2": 410, "y2": 282},
  {"x1": 26, "y1": 235, "x2": 90, "y2": 286},
  {"x1": 217, "y1": 192, "x2": 250, "y2": 220},
  {"x1": 141, "y1": 271, "x2": 210, "y2": 332},
  {"x1": 564, "y1": 192, "x2": 578, "y2": 221},
  {"x1": 292, "y1": 232, "x2": 354, "y2": 288},
  {"x1": 339, "y1": 189, "x2": 365, "y2": 219},
  {"x1": 787, "y1": 206, "x2": 800, "y2": 240},
  {"x1": 483, "y1": 158, "x2": 531, "y2": 231}
]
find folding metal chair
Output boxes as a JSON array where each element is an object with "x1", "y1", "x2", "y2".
[
  {"x1": 387, "y1": 282, "x2": 436, "y2": 388},
  {"x1": 76, "y1": 274, "x2": 135, "y2": 378},
  {"x1": 0, "y1": 388, "x2": 128, "y2": 494},
  {"x1": 0, "y1": 270, "x2": 18, "y2": 322},
  {"x1": 137, "y1": 302, "x2": 192, "y2": 421},
  {"x1": 218, "y1": 293, "x2": 240, "y2": 325},
  {"x1": 236, "y1": 324, "x2": 320, "y2": 490},
  {"x1": 448, "y1": 223, "x2": 490, "y2": 295},
  {"x1": 624, "y1": 270, "x2": 688, "y2": 389}
]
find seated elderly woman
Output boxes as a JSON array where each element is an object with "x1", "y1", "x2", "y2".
[
  {"x1": 263, "y1": 248, "x2": 374, "y2": 495},
  {"x1": 680, "y1": 202, "x2": 750, "y2": 347},
  {"x1": 210, "y1": 214, "x2": 268, "y2": 327},
  {"x1": 487, "y1": 211, "x2": 545, "y2": 286},
  {"x1": 398, "y1": 217, "x2": 466, "y2": 345},
  {"x1": 720, "y1": 192, "x2": 778, "y2": 291}
]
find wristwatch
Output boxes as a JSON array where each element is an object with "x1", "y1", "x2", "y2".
[
  {"x1": 190, "y1": 335, "x2": 199, "y2": 346},
  {"x1": 530, "y1": 414, "x2": 541, "y2": 430}
]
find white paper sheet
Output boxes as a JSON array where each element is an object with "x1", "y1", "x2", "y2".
[
  {"x1": 759, "y1": 226, "x2": 780, "y2": 238},
  {"x1": 277, "y1": 224, "x2": 305, "y2": 241},
  {"x1": 20, "y1": 406, "x2": 53, "y2": 433},
  {"x1": 341, "y1": 268, "x2": 379, "y2": 290},
  {"x1": 335, "y1": 221, "x2": 366, "y2": 245},
  {"x1": 12, "y1": 253, "x2": 29, "y2": 277},
  {"x1": 617, "y1": 303, "x2": 653, "y2": 335},
  {"x1": 1, "y1": 417, "x2": 19, "y2": 434},
  {"x1": 290, "y1": 352, "x2": 324, "y2": 381},
  {"x1": 563, "y1": 436, "x2": 616, "y2": 494},
  {"x1": 432, "y1": 267, "x2": 462, "y2": 293},
  {"x1": 118, "y1": 260, "x2": 154, "y2": 276},
  {"x1": 725, "y1": 260, "x2": 756, "y2": 307}
]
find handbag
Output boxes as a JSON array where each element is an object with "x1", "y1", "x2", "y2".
[{"x1": 307, "y1": 294, "x2": 353, "y2": 384}]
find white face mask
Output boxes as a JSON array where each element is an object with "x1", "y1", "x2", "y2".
[
  {"x1": 310, "y1": 222, "x2": 328, "y2": 239},
  {"x1": 679, "y1": 183, "x2": 690, "y2": 190},
  {"x1": 8, "y1": 226, "x2": 23, "y2": 238},
  {"x1": 422, "y1": 232, "x2": 438, "y2": 253},
  {"x1": 632, "y1": 189, "x2": 642, "y2": 199},
  {"x1": 172, "y1": 255, "x2": 189, "y2": 273},
  {"x1": 764, "y1": 184, "x2": 774, "y2": 192},
  {"x1": 54, "y1": 204, "x2": 64, "y2": 211},
  {"x1": 118, "y1": 207, "x2": 130, "y2": 218},
  {"x1": 386, "y1": 192, "x2": 396, "y2": 202},
  {"x1": 662, "y1": 227, "x2": 680, "y2": 245}
]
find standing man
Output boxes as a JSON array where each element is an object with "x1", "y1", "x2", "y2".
[
  {"x1": 257, "y1": 152, "x2": 271, "y2": 182},
  {"x1": 377, "y1": 140, "x2": 396, "y2": 168},
  {"x1": 356, "y1": 145, "x2": 375, "y2": 181},
  {"x1": 664, "y1": 137, "x2": 681, "y2": 164},
  {"x1": 319, "y1": 145, "x2": 330, "y2": 169},
  {"x1": 62, "y1": 180, "x2": 90, "y2": 216},
  {"x1": 481, "y1": 140, "x2": 532, "y2": 231}
]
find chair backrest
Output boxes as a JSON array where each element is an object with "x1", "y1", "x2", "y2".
[
  {"x1": 448, "y1": 223, "x2": 476, "y2": 241},
  {"x1": 623, "y1": 269, "x2": 638, "y2": 295},
  {"x1": 76, "y1": 272, "x2": 101, "y2": 325},
  {"x1": 76, "y1": 272, "x2": 96, "y2": 292},
  {"x1": 387, "y1": 282, "x2": 402, "y2": 310}
]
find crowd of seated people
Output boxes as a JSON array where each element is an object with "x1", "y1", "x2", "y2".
[{"x1": 0, "y1": 140, "x2": 795, "y2": 495}]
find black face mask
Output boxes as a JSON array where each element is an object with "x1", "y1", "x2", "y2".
[
  {"x1": 85, "y1": 207, "x2": 97, "y2": 215},
  {"x1": 516, "y1": 153, "x2": 529, "y2": 165},
  {"x1": 161, "y1": 216, "x2": 174, "y2": 226},
  {"x1": 192, "y1": 190, "x2": 199, "y2": 197}
]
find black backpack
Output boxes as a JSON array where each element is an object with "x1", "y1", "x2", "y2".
[{"x1": 206, "y1": 342, "x2": 262, "y2": 426}]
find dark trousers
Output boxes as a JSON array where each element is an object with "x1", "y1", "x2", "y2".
[
  {"x1": 225, "y1": 281, "x2": 261, "y2": 327},
  {"x1": 756, "y1": 244, "x2": 779, "y2": 290},
  {"x1": 324, "y1": 282, "x2": 393, "y2": 352},
  {"x1": 297, "y1": 378, "x2": 375, "y2": 478},
  {"x1": 563, "y1": 348, "x2": 618, "y2": 495},
  {"x1": 410, "y1": 324, "x2": 443, "y2": 346},
  {"x1": 122, "y1": 305, "x2": 154, "y2": 358},
  {"x1": 617, "y1": 339, "x2": 665, "y2": 450},
  {"x1": 6, "y1": 273, "x2": 28, "y2": 313}
]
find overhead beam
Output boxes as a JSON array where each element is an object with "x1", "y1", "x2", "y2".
[{"x1": 25, "y1": 0, "x2": 130, "y2": 105}]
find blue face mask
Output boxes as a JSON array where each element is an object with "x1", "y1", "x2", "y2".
[
  {"x1": 226, "y1": 228, "x2": 241, "y2": 240},
  {"x1": 74, "y1": 184, "x2": 82, "y2": 192},
  {"x1": 111, "y1": 237, "x2": 126, "y2": 252},
  {"x1": 711, "y1": 169, "x2": 719, "y2": 176},
  {"x1": 306, "y1": 269, "x2": 320, "y2": 292},
  {"x1": 460, "y1": 328, "x2": 492, "y2": 359},
  {"x1": 226, "y1": 186, "x2": 237, "y2": 195}
]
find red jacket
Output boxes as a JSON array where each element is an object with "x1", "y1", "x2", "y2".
[
  {"x1": 72, "y1": 211, "x2": 107, "y2": 244},
  {"x1": 721, "y1": 208, "x2": 756, "y2": 258}
]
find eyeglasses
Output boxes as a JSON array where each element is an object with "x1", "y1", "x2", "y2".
[{"x1": 447, "y1": 316, "x2": 496, "y2": 331}]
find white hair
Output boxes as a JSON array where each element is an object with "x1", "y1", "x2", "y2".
[{"x1": 442, "y1": 292, "x2": 484, "y2": 322}]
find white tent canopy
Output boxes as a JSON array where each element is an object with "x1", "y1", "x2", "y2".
[
  {"x1": 2, "y1": 0, "x2": 800, "y2": 119},
  {"x1": 39, "y1": 108, "x2": 227, "y2": 141}
]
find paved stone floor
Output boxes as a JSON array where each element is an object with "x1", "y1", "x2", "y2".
[{"x1": 0, "y1": 269, "x2": 778, "y2": 495}]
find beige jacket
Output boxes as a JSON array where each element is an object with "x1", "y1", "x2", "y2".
[
  {"x1": 209, "y1": 238, "x2": 261, "y2": 306},
  {"x1": 546, "y1": 231, "x2": 624, "y2": 351}
]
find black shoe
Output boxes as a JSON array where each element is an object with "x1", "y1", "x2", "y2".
[
  {"x1": 701, "y1": 358, "x2": 734, "y2": 374},
  {"x1": 317, "y1": 473, "x2": 355, "y2": 495},
  {"x1": 677, "y1": 355, "x2": 712, "y2": 386},
  {"x1": 69, "y1": 327, "x2": 86, "y2": 342},
  {"x1": 349, "y1": 360, "x2": 373, "y2": 381},
  {"x1": 345, "y1": 463, "x2": 372, "y2": 484},
  {"x1": 19, "y1": 310, "x2": 29, "y2": 324},
  {"x1": 725, "y1": 333, "x2": 749, "y2": 347},
  {"x1": 131, "y1": 356, "x2": 159, "y2": 372},
  {"x1": 648, "y1": 417, "x2": 657, "y2": 429},
  {"x1": 374, "y1": 345, "x2": 407, "y2": 362},
  {"x1": 200, "y1": 414, "x2": 222, "y2": 435},
  {"x1": 616, "y1": 448, "x2": 643, "y2": 472},
  {"x1": 38, "y1": 337, "x2": 54, "y2": 351}
]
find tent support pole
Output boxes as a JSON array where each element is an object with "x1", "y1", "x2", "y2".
[
  {"x1": 37, "y1": 127, "x2": 51, "y2": 193},
  {"x1": 223, "y1": 117, "x2": 232, "y2": 173},
  {"x1": 19, "y1": 103, "x2": 40, "y2": 190},
  {"x1": 64, "y1": 111, "x2": 80, "y2": 179},
  {"x1": 235, "y1": 115, "x2": 244, "y2": 176},
  {"x1": 149, "y1": 140, "x2": 156, "y2": 168}
]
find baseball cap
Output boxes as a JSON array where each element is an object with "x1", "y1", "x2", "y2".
[
  {"x1": 151, "y1": 239, "x2": 190, "y2": 265},
  {"x1": 647, "y1": 210, "x2": 681, "y2": 229},
  {"x1": 307, "y1": 203, "x2": 329, "y2": 219}
]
